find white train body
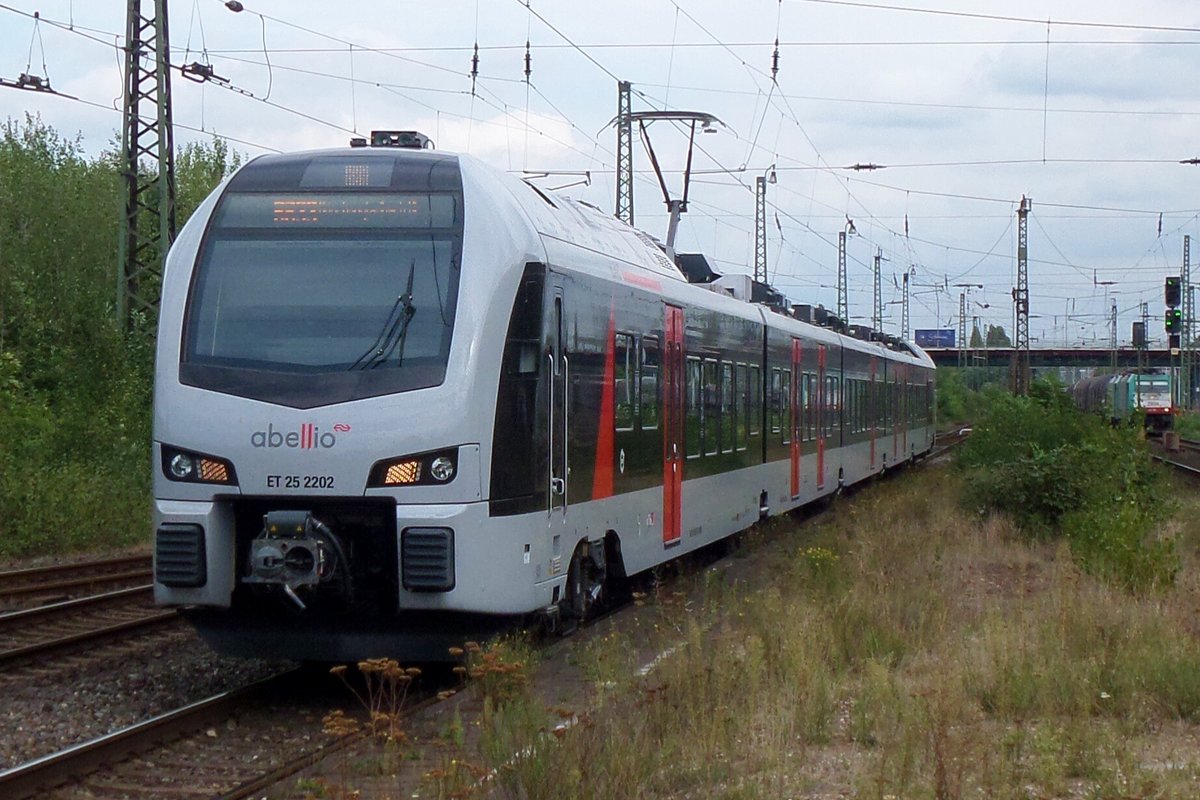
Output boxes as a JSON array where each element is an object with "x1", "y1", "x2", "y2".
[{"x1": 152, "y1": 142, "x2": 935, "y2": 660}]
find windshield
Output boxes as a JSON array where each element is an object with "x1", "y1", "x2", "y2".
[{"x1": 181, "y1": 189, "x2": 463, "y2": 408}]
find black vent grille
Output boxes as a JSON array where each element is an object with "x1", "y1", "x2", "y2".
[
  {"x1": 155, "y1": 524, "x2": 207, "y2": 588},
  {"x1": 401, "y1": 527, "x2": 455, "y2": 592}
]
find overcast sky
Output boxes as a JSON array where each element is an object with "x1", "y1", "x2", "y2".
[{"x1": 3, "y1": 0, "x2": 1199, "y2": 347}]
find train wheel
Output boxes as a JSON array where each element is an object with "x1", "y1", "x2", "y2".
[{"x1": 562, "y1": 541, "x2": 606, "y2": 632}]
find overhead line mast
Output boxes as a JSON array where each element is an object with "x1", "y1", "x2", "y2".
[
  {"x1": 1183, "y1": 235, "x2": 1193, "y2": 409},
  {"x1": 615, "y1": 80, "x2": 634, "y2": 226},
  {"x1": 754, "y1": 173, "x2": 769, "y2": 283},
  {"x1": 118, "y1": 0, "x2": 176, "y2": 332},
  {"x1": 872, "y1": 248, "x2": 883, "y2": 332},
  {"x1": 1011, "y1": 196, "x2": 1031, "y2": 395}
]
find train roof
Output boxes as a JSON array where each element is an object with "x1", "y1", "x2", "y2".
[{"x1": 225, "y1": 145, "x2": 934, "y2": 369}]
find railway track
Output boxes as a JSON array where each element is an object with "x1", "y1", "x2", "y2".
[
  {"x1": 0, "y1": 668, "x2": 440, "y2": 800},
  {"x1": 1178, "y1": 436, "x2": 1200, "y2": 455},
  {"x1": 0, "y1": 585, "x2": 178, "y2": 669},
  {"x1": 0, "y1": 554, "x2": 153, "y2": 611},
  {"x1": 1, "y1": 443, "x2": 962, "y2": 798},
  {"x1": 927, "y1": 427, "x2": 970, "y2": 460},
  {"x1": 1149, "y1": 435, "x2": 1200, "y2": 476}
]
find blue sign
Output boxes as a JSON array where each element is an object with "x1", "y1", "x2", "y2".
[{"x1": 915, "y1": 329, "x2": 956, "y2": 348}]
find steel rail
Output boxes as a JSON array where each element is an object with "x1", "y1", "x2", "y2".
[
  {"x1": 1152, "y1": 454, "x2": 1200, "y2": 476},
  {"x1": 0, "y1": 584, "x2": 153, "y2": 626},
  {"x1": 0, "y1": 671, "x2": 299, "y2": 800},
  {"x1": 0, "y1": 610, "x2": 179, "y2": 667},
  {"x1": 0, "y1": 569, "x2": 153, "y2": 601},
  {"x1": 0, "y1": 554, "x2": 151, "y2": 583}
]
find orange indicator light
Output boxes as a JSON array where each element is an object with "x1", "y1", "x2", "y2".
[{"x1": 385, "y1": 460, "x2": 422, "y2": 485}]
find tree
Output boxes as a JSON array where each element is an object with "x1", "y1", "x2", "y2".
[
  {"x1": 0, "y1": 116, "x2": 242, "y2": 556},
  {"x1": 986, "y1": 324, "x2": 1012, "y2": 347}
]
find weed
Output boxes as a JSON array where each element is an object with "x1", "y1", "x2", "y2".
[
  {"x1": 459, "y1": 637, "x2": 533, "y2": 710},
  {"x1": 294, "y1": 776, "x2": 330, "y2": 799}
]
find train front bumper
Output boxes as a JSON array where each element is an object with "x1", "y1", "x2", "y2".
[{"x1": 154, "y1": 498, "x2": 564, "y2": 616}]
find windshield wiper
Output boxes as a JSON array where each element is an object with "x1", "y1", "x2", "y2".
[{"x1": 349, "y1": 261, "x2": 417, "y2": 370}]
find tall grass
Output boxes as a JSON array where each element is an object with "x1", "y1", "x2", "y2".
[{"x1": 404, "y1": 466, "x2": 1200, "y2": 799}]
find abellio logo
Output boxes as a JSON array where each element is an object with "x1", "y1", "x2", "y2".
[{"x1": 251, "y1": 423, "x2": 351, "y2": 450}]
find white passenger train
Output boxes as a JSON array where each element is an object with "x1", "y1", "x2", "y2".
[{"x1": 152, "y1": 132, "x2": 936, "y2": 660}]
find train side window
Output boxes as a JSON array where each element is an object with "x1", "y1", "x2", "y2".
[
  {"x1": 847, "y1": 379, "x2": 856, "y2": 434},
  {"x1": 802, "y1": 373, "x2": 814, "y2": 441},
  {"x1": 833, "y1": 376, "x2": 841, "y2": 438},
  {"x1": 879, "y1": 378, "x2": 886, "y2": 429},
  {"x1": 853, "y1": 380, "x2": 861, "y2": 434},
  {"x1": 722, "y1": 362, "x2": 735, "y2": 453},
  {"x1": 749, "y1": 365, "x2": 761, "y2": 437},
  {"x1": 844, "y1": 379, "x2": 851, "y2": 435},
  {"x1": 816, "y1": 375, "x2": 825, "y2": 442},
  {"x1": 859, "y1": 381, "x2": 868, "y2": 431},
  {"x1": 782, "y1": 369, "x2": 792, "y2": 445},
  {"x1": 888, "y1": 380, "x2": 895, "y2": 433},
  {"x1": 865, "y1": 380, "x2": 871, "y2": 432},
  {"x1": 685, "y1": 356, "x2": 702, "y2": 458},
  {"x1": 770, "y1": 368, "x2": 782, "y2": 435},
  {"x1": 893, "y1": 380, "x2": 899, "y2": 431},
  {"x1": 641, "y1": 336, "x2": 660, "y2": 430},
  {"x1": 614, "y1": 333, "x2": 634, "y2": 431},
  {"x1": 822, "y1": 375, "x2": 833, "y2": 438},
  {"x1": 737, "y1": 363, "x2": 749, "y2": 449},
  {"x1": 883, "y1": 379, "x2": 890, "y2": 433},
  {"x1": 873, "y1": 381, "x2": 883, "y2": 431},
  {"x1": 703, "y1": 359, "x2": 719, "y2": 456},
  {"x1": 818, "y1": 375, "x2": 825, "y2": 439},
  {"x1": 799, "y1": 373, "x2": 809, "y2": 441},
  {"x1": 832, "y1": 377, "x2": 841, "y2": 437}
]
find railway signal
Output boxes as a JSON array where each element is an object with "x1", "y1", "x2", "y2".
[
  {"x1": 1166, "y1": 276, "x2": 1182, "y2": 307},
  {"x1": 1167, "y1": 308, "x2": 1182, "y2": 334}
]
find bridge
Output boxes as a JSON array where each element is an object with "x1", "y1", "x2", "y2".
[{"x1": 923, "y1": 347, "x2": 1176, "y2": 369}]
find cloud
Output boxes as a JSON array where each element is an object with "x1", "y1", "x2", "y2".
[{"x1": 983, "y1": 39, "x2": 1200, "y2": 103}]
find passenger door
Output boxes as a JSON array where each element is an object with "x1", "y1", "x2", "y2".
[
  {"x1": 869, "y1": 355, "x2": 877, "y2": 469},
  {"x1": 548, "y1": 285, "x2": 569, "y2": 517},
  {"x1": 790, "y1": 338, "x2": 803, "y2": 497},
  {"x1": 817, "y1": 344, "x2": 827, "y2": 490},
  {"x1": 662, "y1": 305, "x2": 685, "y2": 547}
]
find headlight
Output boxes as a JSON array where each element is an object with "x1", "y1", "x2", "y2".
[
  {"x1": 169, "y1": 453, "x2": 196, "y2": 480},
  {"x1": 368, "y1": 448, "x2": 458, "y2": 488},
  {"x1": 429, "y1": 456, "x2": 455, "y2": 482},
  {"x1": 161, "y1": 445, "x2": 237, "y2": 485}
]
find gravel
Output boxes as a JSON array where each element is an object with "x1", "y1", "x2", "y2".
[{"x1": 0, "y1": 625, "x2": 293, "y2": 771}]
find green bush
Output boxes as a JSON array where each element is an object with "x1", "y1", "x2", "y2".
[
  {"x1": 958, "y1": 378, "x2": 1175, "y2": 590},
  {"x1": 0, "y1": 115, "x2": 236, "y2": 558},
  {"x1": 1175, "y1": 410, "x2": 1200, "y2": 440},
  {"x1": 937, "y1": 367, "x2": 1008, "y2": 427},
  {"x1": 1062, "y1": 502, "x2": 1178, "y2": 594}
]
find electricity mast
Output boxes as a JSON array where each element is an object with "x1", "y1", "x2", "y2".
[
  {"x1": 117, "y1": 0, "x2": 176, "y2": 331},
  {"x1": 615, "y1": 81, "x2": 634, "y2": 226},
  {"x1": 1011, "y1": 196, "x2": 1031, "y2": 395}
]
